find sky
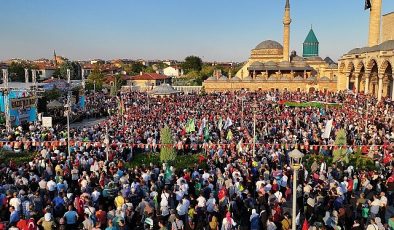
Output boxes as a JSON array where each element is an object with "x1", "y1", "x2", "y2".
[{"x1": 0, "y1": 0, "x2": 393, "y2": 63}]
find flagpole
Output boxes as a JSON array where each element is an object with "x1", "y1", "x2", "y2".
[
  {"x1": 66, "y1": 69, "x2": 71, "y2": 159},
  {"x1": 252, "y1": 100, "x2": 257, "y2": 158}
]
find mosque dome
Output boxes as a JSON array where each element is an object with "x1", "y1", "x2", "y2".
[
  {"x1": 243, "y1": 76, "x2": 254, "y2": 81},
  {"x1": 278, "y1": 61, "x2": 291, "y2": 67},
  {"x1": 255, "y1": 40, "x2": 283, "y2": 50},
  {"x1": 250, "y1": 61, "x2": 264, "y2": 68},
  {"x1": 230, "y1": 76, "x2": 241, "y2": 81},
  {"x1": 305, "y1": 56, "x2": 323, "y2": 61},
  {"x1": 378, "y1": 40, "x2": 394, "y2": 51},
  {"x1": 265, "y1": 61, "x2": 278, "y2": 67},
  {"x1": 218, "y1": 76, "x2": 228, "y2": 81}
]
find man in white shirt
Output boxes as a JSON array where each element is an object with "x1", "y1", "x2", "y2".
[
  {"x1": 196, "y1": 194, "x2": 206, "y2": 208},
  {"x1": 9, "y1": 193, "x2": 21, "y2": 212},
  {"x1": 38, "y1": 177, "x2": 47, "y2": 191}
]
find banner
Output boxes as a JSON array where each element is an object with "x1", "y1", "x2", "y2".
[
  {"x1": 322, "y1": 119, "x2": 333, "y2": 139},
  {"x1": 42, "y1": 117, "x2": 53, "y2": 128}
]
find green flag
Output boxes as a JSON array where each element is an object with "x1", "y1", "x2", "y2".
[
  {"x1": 226, "y1": 130, "x2": 233, "y2": 141},
  {"x1": 204, "y1": 124, "x2": 210, "y2": 141},
  {"x1": 218, "y1": 117, "x2": 223, "y2": 131}
]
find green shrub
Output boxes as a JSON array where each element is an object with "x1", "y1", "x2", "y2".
[
  {"x1": 0, "y1": 150, "x2": 37, "y2": 165},
  {"x1": 160, "y1": 126, "x2": 177, "y2": 162}
]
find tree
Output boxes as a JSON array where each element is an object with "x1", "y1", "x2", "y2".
[
  {"x1": 59, "y1": 61, "x2": 75, "y2": 80},
  {"x1": 333, "y1": 129, "x2": 349, "y2": 163},
  {"x1": 87, "y1": 64, "x2": 105, "y2": 90},
  {"x1": 144, "y1": 66, "x2": 156, "y2": 73},
  {"x1": 182, "y1": 56, "x2": 202, "y2": 74},
  {"x1": 186, "y1": 70, "x2": 199, "y2": 79},
  {"x1": 37, "y1": 88, "x2": 62, "y2": 113},
  {"x1": 110, "y1": 74, "x2": 124, "y2": 96},
  {"x1": 130, "y1": 62, "x2": 145, "y2": 75},
  {"x1": 8, "y1": 62, "x2": 26, "y2": 82},
  {"x1": 160, "y1": 126, "x2": 176, "y2": 162}
]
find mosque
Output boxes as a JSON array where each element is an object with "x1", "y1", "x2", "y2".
[
  {"x1": 203, "y1": 0, "x2": 339, "y2": 93},
  {"x1": 203, "y1": 0, "x2": 394, "y2": 100},
  {"x1": 338, "y1": 0, "x2": 394, "y2": 101}
]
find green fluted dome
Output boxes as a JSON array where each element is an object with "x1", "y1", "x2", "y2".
[{"x1": 303, "y1": 28, "x2": 319, "y2": 58}]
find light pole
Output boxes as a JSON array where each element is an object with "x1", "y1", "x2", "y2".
[
  {"x1": 66, "y1": 69, "x2": 71, "y2": 158},
  {"x1": 81, "y1": 69, "x2": 86, "y2": 112},
  {"x1": 104, "y1": 126, "x2": 110, "y2": 162},
  {"x1": 241, "y1": 96, "x2": 244, "y2": 127},
  {"x1": 289, "y1": 149, "x2": 304, "y2": 230},
  {"x1": 365, "y1": 97, "x2": 369, "y2": 134},
  {"x1": 93, "y1": 80, "x2": 96, "y2": 93},
  {"x1": 252, "y1": 100, "x2": 258, "y2": 158},
  {"x1": 2, "y1": 69, "x2": 11, "y2": 132}
]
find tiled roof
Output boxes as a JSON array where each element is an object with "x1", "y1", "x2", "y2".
[{"x1": 130, "y1": 73, "x2": 170, "y2": 81}]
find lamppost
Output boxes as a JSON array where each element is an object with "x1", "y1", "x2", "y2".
[
  {"x1": 241, "y1": 96, "x2": 245, "y2": 127},
  {"x1": 289, "y1": 149, "x2": 304, "y2": 230},
  {"x1": 365, "y1": 97, "x2": 369, "y2": 134},
  {"x1": 104, "y1": 126, "x2": 110, "y2": 162},
  {"x1": 66, "y1": 69, "x2": 71, "y2": 158},
  {"x1": 81, "y1": 69, "x2": 86, "y2": 112},
  {"x1": 252, "y1": 100, "x2": 258, "y2": 157},
  {"x1": 2, "y1": 69, "x2": 11, "y2": 132}
]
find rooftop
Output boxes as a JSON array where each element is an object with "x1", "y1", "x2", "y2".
[{"x1": 129, "y1": 73, "x2": 170, "y2": 81}]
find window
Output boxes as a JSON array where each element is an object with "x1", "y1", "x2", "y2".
[{"x1": 297, "y1": 88, "x2": 301, "y2": 92}]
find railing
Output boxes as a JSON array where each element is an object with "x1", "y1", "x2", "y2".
[
  {"x1": 173, "y1": 86, "x2": 202, "y2": 93},
  {"x1": 121, "y1": 85, "x2": 203, "y2": 93}
]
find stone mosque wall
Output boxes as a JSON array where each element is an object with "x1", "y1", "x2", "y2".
[{"x1": 382, "y1": 12, "x2": 394, "y2": 43}]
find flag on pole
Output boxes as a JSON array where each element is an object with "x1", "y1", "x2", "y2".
[
  {"x1": 218, "y1": 117, "x2": 223, "y2": 131},
  {"x1": 365, "y1": 0, "x2": 371, "y2": 10},
  {"x1": 202, "y1": 117, "x2": 207, "y2": 128},
  {"x1": 204, "y1": 124, "x2": 210, "y2": 141},
  {"x1": 224, "y1": 117, "x2": 233, "y2": 130},
  {"x1": 237, "y1": 138, "x2": 243, "y2": 153},
  {"x1": 322, "y1": 119, "x2": 333, "y2": 139},
  {"x1": 198, "y1": 123, "x2": 203, "y2": 136},
  {"x1": 186, "y1": 119, "x2": 195, "y2": 133},
  {"x1": 190, "y1": 119, "x2": 195, "y2": 132},
  {"x1": 226, "y1": 130, "x2": 233, "y2": 141},
  {"x1": 118, "y1": 97, "x2": 125, "y2": 115}
]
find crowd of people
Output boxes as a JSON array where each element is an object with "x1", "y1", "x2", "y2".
[{"x1": 0, "y1": 90, "x2": 393, "y2": 230}]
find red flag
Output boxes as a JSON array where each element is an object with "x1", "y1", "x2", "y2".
[{"x1": 302, "y1": 219, "x2": 309, "y2": 230}]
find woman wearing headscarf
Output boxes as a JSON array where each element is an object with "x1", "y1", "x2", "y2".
[
  {"x1": 221, "y1": 212, "x2": 237, "y2": 230},
  {"x1": 250, "y1": 209, "x2": 260, "y2": 230}
]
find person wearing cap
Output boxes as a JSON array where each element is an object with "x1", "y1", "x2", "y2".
[{"x1": 37, "y1": 213, "x2": 57, "y2": 230}]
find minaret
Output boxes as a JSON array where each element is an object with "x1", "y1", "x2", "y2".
[
  {"x1": 368, "y1": 0, "x2": 382, "y2": 47},
  {"x1": 53, "y1": 50, "x2": 58, "y2": 67},
  {"x1": 283, "y1": 0, "x2": 291, "y2": 61}
]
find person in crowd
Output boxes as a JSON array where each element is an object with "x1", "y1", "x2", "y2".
[{"x1": 0, "y1": 90, "x2": 392, "y2": 230}]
